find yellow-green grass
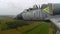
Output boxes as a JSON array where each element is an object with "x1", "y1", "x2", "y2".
[{"x1": 48, "y1": 27, "x2": 57, "y2": 34}]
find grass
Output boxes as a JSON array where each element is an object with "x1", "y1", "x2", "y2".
[
  {"x1": 48, "y1": 27, "x2": 57, "y2": 34},
  {"x1": 0, "y1": 17, "x2": 57, "y2": 34},
  {"x1": 25, "y1": 23, "x2": 50, "y2": 34}
]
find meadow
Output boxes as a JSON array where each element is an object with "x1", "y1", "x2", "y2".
[{"x1": 0, "y1": 17, "x2": 57, "y2": 34}]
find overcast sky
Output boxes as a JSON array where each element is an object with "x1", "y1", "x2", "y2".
[{"x1": 0, "y1": 0, "x2": 60, "y2": 15}]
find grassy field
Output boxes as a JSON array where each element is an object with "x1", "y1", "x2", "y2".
[{"x1": 0, "y1": 17, "x2": 57, "y2": 34}]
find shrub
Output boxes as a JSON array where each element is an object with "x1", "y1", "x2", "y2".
[{"x1": 6, "y1": 20, "x2": 30, "y2": 29}]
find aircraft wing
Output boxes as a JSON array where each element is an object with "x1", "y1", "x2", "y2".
[{"x1": 50, "y1": 15, "x2": 60, "y2": 31}]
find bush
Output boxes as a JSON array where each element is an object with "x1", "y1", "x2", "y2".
[{"x1": 6, "y1": 20, "x2": 30, "y2": 29}]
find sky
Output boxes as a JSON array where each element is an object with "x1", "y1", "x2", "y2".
[{"x1": 0, "y1": 0, "x2": 60, "y2": 15}]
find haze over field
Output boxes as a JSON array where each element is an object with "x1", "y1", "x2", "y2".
[{"x1": 0, "y1": 0, "x2": 60, "y2": 15}]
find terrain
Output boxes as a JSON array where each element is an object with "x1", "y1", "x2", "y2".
[{"x1": 0, "y1": 16, "x2": 57, "y2": 34}]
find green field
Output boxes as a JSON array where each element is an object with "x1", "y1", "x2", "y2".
[{"x1": 0, "y1": 17, "x2": 57, "y2": 34}]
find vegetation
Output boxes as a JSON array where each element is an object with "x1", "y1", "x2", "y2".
[{"x1": 0, "y1": 17, "x2": 57, "y2": 34}]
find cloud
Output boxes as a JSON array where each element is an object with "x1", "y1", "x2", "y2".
[{"x1": 0, "y1": 0, "x2": 60, "y2": 15}]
